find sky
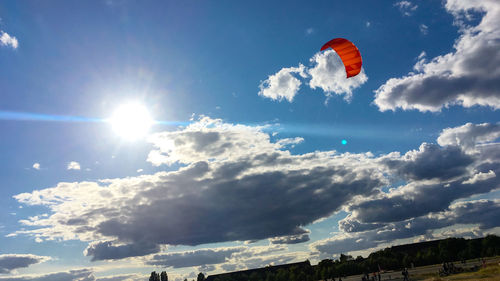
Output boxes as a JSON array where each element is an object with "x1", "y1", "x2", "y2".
[{"x1": 0, "y1": 0, "x2": 499, "y2": 280}]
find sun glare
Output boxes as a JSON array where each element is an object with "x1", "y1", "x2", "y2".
[{"x1": 109, "y1": 103, "x2": 154, "y2": 140}]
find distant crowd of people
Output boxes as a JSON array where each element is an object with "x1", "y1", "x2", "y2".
[
  {"x1": 439, "y1": 258, "x2": 487, "y2": 276},
  {"x1": 361, "y1": 271, "x2": 381, "y2": 281},
  {"x1": 401, "y1": 268, "x2": 409, "y2": 281}
]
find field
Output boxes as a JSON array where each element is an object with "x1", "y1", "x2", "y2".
[{"x1": 419, "y1": 263, "x2": 500, "y2": 281}]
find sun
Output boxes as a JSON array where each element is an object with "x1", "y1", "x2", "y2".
[{"x1": 108, "y1": 102, "x2": 154, "y2": 140}]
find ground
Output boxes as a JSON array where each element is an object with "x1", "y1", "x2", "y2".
[{"x1": 338, "y1": 257, "x2": 500, "y2": 281}]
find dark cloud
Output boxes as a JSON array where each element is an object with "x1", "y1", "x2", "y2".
[
  {"x1": 84, "y1": 241, "x2": 160, "y2": 261},
  {"x1": 220, "y1": 264, "x2": 237, "y2": 272},
  {"x1": 349, "y1": 172, "x2": 499, "y2": 224},
  {"x1": 146, "y1": 247, "x2": 244, "y2": 268},
  {"x1": 0, "y1": 254, "x2": 50, "y2": 274},
  {"x1": 313, "y1": 199, "x2": 500, "y2": 256},
  {"x1": 93, "y1": 164, "x2": 382, "y2": 248},
  {"x1": 312, "y1": 120, "x2": 500, "y2": 256},
  {"x1": 383, "y1": 143, "x2": 474, "y2": 181}
]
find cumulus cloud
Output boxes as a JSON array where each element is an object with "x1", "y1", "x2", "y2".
[
  {"x1": 11, "y1": 119, "x2": 500, "y2": 260},
  {"x1": 84, "y1": 241, "x2": 160, "y2": 261},
  {"x1": 382, "y1": 143, "x2": 474, "y2": 181},
  {"x1": 146, "y1": 247, "x2": 245, "y2": 268},
  {"x1": 259, "y1": 50, "x2": 367, "y2": 103},
  {"x1": 394, "y1": 1, "x2": 418, "y2": 16},
  {"x1": 313, "y1": 199, "x2": 500, "y2": 256},
  {"x1": 310, "y1": 120, "x2": 500, "y2": 257},
  {"x1": 67, "y1": 161, "x2": 81, "y2": 170},
  {"x1": 145, "y1": 244, "x2": 291, "y2": 273},
  {"x1": 258, "y1": 65, "x2": 307, "y2": 102},
  {"x1": 350, "y1": 123, "x2": 500, "y2": 226},
  {"x1": 0, "y1": 31, "x2": 18, "y2": 49},
  {"x1": 219, "y1": 247, "x2": 309, "y2": 272},
  {"x1": 0, "y1": 268, "x2": 94, "y2": 281},
  {"x1": 32, "y1": 163, "x2": 40, "y2": 170},
  {"x1": 437, "y1": 122, "x2": 500, "y2": 151},
  {"x1": 0, "y1": 254, "x2": 51, "y2": 274},
  {"x1": 375, "y1": 0, "x2": 500, "y2": 112},
  {"x1": 13, "y1": 117, "x2": 386, "y2": 260},
  {"x1": 462, "y1": 170, "x2": 496, "y2": 184},
  {"x1": 308, "y1": 50, "x2": 368, "y2": 101}
]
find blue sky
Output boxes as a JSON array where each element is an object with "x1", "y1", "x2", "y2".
[{"x1": 1, "y1": 0, "x2": 500, "y2": 280}]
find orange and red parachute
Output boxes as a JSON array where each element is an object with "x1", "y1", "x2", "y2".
[{"x1": 320, "y1": 38, "x2": 362, "y2": 78}]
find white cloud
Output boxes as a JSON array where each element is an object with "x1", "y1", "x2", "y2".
[
  {"x1": 462, "y1": 170, "x2": 496, "y2": 184},
  {"x1": 269, "y1": 232, "x2": 310, "y2": 244},
  {"x1": 420, "y1": 23, "x2": 428, "y2": 35},
  {"x1": 394, "y1": 1, "x2": 418, "y2": 16},
  {"x1": 96, "y1": 273, "x2": 145, "y2": 281},
  {"x1": 306, "y1": 28, "x2": 314, "y2": 35},
  {"x1": 308, "y1": 50, "x2": 368, "y2": 102},
  {"x1": 437, "y1": 122, "x2": 500, "y2": 151},
  {"x1": 0, "y1": 31, "x2": 18, "y2": 49},
  {"x1": 375, "y1": 0, "x2": 500, "y2": 112},
  {"x1": 258, "y1": 64, "x2": 307, "y2": 102},
  {"x1": 259, "y1": 50, "x2": 368, "y2": 103},
  {"x1": 366, "y1": 21, "x2": 371, "y2": 27},
  {"x1": 67, "y1": 161, "x2": 81, "y2": 170},
  {"x1": 148, "y1": 116, "x2": 294, "y2": 165},
  {"x1": 32, "y1": 163, "x2": 40, "y2": 170}
]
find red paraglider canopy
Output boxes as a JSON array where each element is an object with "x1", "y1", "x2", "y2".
[{"x1": 320, "y1": 38, "x2": 362, "y2": 78}]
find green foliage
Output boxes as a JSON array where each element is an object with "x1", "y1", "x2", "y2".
[
  {"x1": 149, "y1": 271, "x2": 160, "y2": 281},
  {"x1": 161, "y1": 271, "x2": 168, "y2": 281}
]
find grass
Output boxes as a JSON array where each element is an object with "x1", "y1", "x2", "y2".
[{"x1": 420, "y1": 263, "x2": 500, "y2": 281}]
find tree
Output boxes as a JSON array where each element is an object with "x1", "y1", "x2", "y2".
[
  {"x1": 197, "y1": 272, "x2": 205, "y2": 281},
  {"x1": 150, "y1": 271, "x2": 160, "y2": 281},
  {"x1": 161, "y1": 271, "x2": 168, "y2": 281},
  {"x1": 339, "y1": 253, "x2": 352, "y2": 263},
  {"x1": 482, "y1": 234, "x2": 500, "y2": 257},
  {"x1": 249, "y1": 272, "x2": 260, "y2": 281}
]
